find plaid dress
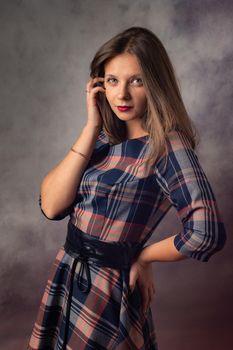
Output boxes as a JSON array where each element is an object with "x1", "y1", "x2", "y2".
[{"x1": 27, "y1": 128, "x2": 226, "y2": 349}]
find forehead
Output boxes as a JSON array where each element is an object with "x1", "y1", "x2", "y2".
[{"x1": 104, "y1": 53, "x2": 141, "y2": 76}]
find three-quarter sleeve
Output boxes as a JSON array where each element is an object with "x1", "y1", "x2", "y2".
[
  {"x1": 155, "y1": 130, "x2": 227, "y2": 262},
  {"x1": 38, "y1": 194, "x2": 74, "y2": 221}
]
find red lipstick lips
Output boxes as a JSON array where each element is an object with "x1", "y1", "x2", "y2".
[{"x1": 117, "y1": 106, "x2": 133, "y2": 112}]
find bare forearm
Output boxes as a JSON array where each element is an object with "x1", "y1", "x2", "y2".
[
  {"x1": 40, "y1": 123, "x2": 101, "y2": 219},
  {"x1": 138, "y1": 234, "x2": 189, "y2": 265}
]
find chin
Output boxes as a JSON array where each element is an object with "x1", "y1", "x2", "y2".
[{"x1": 115, "y1": 115, "x2": 139, "y2": 121}]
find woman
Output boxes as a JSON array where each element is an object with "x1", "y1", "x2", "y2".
[{"x1": 28, "y1": 26, "x2": 226, "y2": 350}]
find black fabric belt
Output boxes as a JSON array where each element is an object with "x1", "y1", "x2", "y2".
[{"x1": 61, "y1": 220, "x2": 145, "y2": 350}]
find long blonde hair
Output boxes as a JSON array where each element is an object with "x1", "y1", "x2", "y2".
[{"x1": 89, "y1": 26, "x2": 199, "y2": 168}]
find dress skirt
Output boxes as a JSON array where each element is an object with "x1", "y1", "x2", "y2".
[{"x1": 27, "y1": 238, "x2": 159, "y2": 349}]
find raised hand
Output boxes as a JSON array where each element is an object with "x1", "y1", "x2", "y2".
[{"x1": 85, "y1": 76, "x2": 105, "y2": 128}]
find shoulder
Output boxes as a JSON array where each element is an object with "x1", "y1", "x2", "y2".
[
  {"x1": 163, "y1": 129, "x2": 199, "y2": 169},
  {"x1": 165, "y1": 129, "x2": 193, "y2": 153},
  {"x1": 155, "y1": 129, "x2": 200, "y2": 181}
]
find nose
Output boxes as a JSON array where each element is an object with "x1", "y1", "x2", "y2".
[{"x1": 117, "y1": 82, "x2": 131, "y2": 100}]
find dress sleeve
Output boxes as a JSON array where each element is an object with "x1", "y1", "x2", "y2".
[{"x1": 155, "y1": 130, "x2": 227, "y2": 262}]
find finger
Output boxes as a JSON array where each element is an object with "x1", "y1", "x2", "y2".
[
  {"x1": 87, "y1": 77, "x2": 105, "y2": 89},
  {"x1": 129, "y1": 284, "x2": 135, "y2": 294},
  {"x1": 86, "y1": 77, "x2": 95, "y2": 88},
  {"x1": 86, "y1": 78, "x2": 105, "y2": 92},
  {"x1": 142, "y1": 288, "x2": 149, "y2": 313},
  {"x1": 93, "y1": 79, "x2": 105, "y2": 89},
  {"x1": 86, "y1": 86, "x2": 105, "y2": 99},
  {"x1": 144, "y1": 287, "x2": 155, "y2": 314},
  {"x1": 149, "y1": 288, "x2": 154, "y2": 306},
  {"x1": 128, "y1": 263, "x2": 139, "y2": 293},
  {"x1": 90, "y1": 85, "x2": 105, "y2": 93},
  {"x1": 147, "y1": 289, "x2": 153, "y2": 309},
  {"x1": 129, "y1": 279, "x2": 136, "y2": 293}
]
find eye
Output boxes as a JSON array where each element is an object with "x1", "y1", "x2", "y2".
[
  {"x1": 106, "y1": 78, "x2": 117, "y2": 83},
  {"x1": 106, "y1": 78, "x2": 143, "y2": 85},
  {"x1": 132, "y1": 78, "x2": 143, "y2": 85}
]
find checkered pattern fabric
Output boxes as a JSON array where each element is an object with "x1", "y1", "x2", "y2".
[{"x1": 27, "y1": 128, "x2": 226, "y2": 349}]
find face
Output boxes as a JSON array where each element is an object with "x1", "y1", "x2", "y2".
[{"x1": 103, "y1": 52, "x2": 147, "y2": 129}]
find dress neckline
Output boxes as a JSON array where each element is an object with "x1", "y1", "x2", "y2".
[
  {"x1": 111, "y1": 134, "x2": 149, "y2": 146},
  {"x1": 126, "y1": 134, "x2": 149, "y2": 141},
  {"x1": 99, "y1": 129, "x2": 150, "y2": 147}
]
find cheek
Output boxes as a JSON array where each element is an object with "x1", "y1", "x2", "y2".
[
  {"x1": 104, "y1": 91, "x2": 113, "y2": 104},
  {"x1": 104, "y1": 92, "x2": 113, "y2": 109},
  {"x1": 138, "y1": 95, "x2": 147, "y2": 109}
]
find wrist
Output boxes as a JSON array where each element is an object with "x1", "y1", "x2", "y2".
[
  {"x1": 137, "y1": 249, "x2": 150, "y2": 268},
  {"x1": 138, "y1": 258, "x2": 150, "y2": 268},
  {"x1": 85, "y1": 122, "x2": 102, "y2": 131}
]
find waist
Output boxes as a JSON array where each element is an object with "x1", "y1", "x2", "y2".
[
  {"x1": 64, "y1": 220, "x2": 144, "y2": 270},
  {"x1": 61, "y1": 221, "x2": 145, "y2": 350}
]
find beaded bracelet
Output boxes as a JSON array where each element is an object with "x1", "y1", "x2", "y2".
[{"x1": 70, "y1": 147, "x2": 90, "y2": 161}]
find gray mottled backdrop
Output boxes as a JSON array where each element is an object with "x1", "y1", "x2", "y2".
[{"x1": 0, "y1": 0, "x2": 232, "y2": 349}]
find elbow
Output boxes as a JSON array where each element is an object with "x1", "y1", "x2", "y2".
[
  {"x1": 40, "y1": 203, "x2": 62, "y2": 220},
  {"x1": 174, "y1": 223, "x2": 227, "y2": 262},
  {"x1": 39, "y1": 195, "x2": 55, "y2": 219},
  {"x1": 41, "y1": 205, "x2": 57, "y2": 220},
  {"x1": 204, "y1": 222, "x2": 227, "y2": 261},
  {"x1": 38, "y1": 194, "x2": 74, "y2": 221},
  {"x1": 38, "y1": 195, "x2": 65, "y2": 221}
]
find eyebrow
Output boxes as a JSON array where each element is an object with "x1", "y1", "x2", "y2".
[{"x1": 105, "y1": 74, "x2": 142, "y2": 78}]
